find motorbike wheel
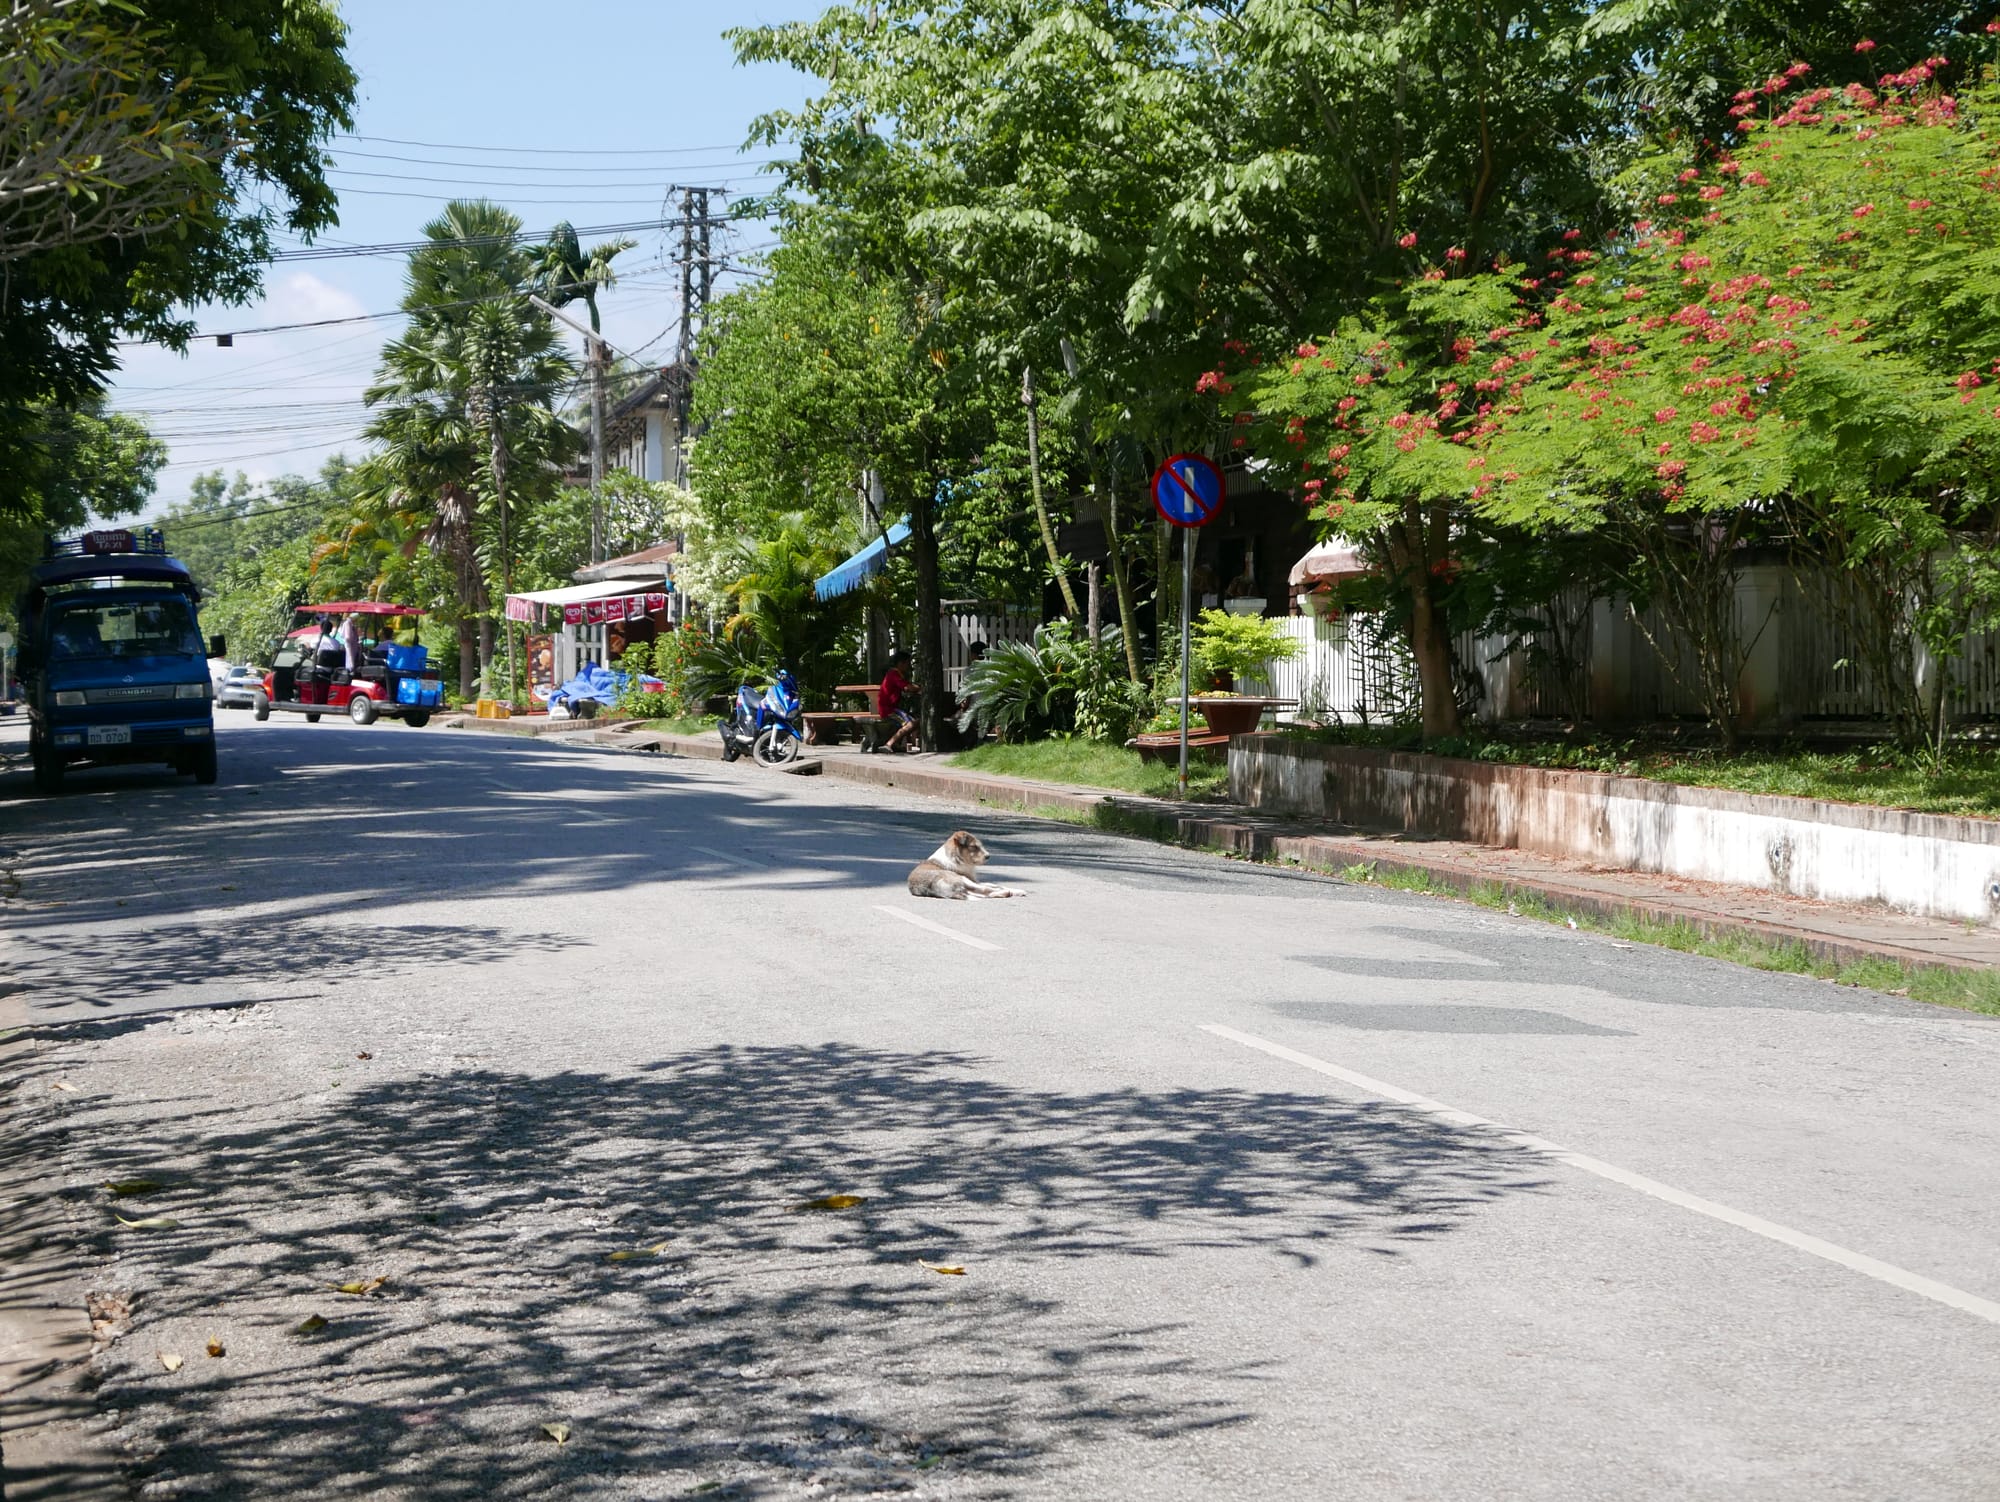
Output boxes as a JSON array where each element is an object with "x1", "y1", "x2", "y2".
[
  {"x1": 717, "y1": 717, "x2": 743, "y2": 763},
  {"x1": 753, "y1": 726, "x2": 800, "y2": 766}
]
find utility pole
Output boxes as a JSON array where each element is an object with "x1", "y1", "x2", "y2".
[
  {"x1": 590, "y1": 340, "x2": 606, "y2": 563},
  {"x1": 669, "y1": 186, "x2": 716, "y2": 487}
]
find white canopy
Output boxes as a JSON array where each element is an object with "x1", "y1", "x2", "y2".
[
  {"x1": 1288, "y1": 540, "x2": 1372, "y2": 587},
  {"x1": 504, "y1": 580, "x2": 647, "y2": 609}
]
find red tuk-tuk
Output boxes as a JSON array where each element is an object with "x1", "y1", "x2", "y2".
[{"x1": 255, "y1": 601, "x2": 445, "y2": 727}]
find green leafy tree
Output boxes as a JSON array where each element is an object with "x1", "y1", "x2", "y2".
[
  {"x1": 0, "y1": 396, "x2": 163, "y2": 608},
  {"x1": 0, "y1": 0, "x2": 355, "y2": 526}
]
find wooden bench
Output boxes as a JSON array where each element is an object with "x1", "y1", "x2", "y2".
[
  {"x1": 802, "y1": 710, "x2": 897, "y2": 749},
  {"x1": 1127, "y1": 730, "x2": 1233, "y2": 764}
]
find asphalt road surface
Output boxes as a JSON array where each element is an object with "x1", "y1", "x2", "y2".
[{"x1": 4, "y1": 712, "x2": 2000, "y2": 1500}]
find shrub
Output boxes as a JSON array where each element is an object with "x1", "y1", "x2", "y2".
[
  {"x1": 959, "y1": 621, "x2": 1137, "y2": 742},
  {"x1": 1191, "y1": 609, "x2": 1302, "y2": 688}
]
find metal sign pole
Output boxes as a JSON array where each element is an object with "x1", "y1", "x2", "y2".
[{"x1": 1178, "y1": 524, "x2": 1193, "y2": 799}]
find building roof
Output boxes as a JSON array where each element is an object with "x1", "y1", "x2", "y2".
[{"x1": 572, "y1": 540, "x2": 679, "y2": 584}]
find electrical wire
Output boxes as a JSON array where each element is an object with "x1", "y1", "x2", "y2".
[{"x1": 335, "y1": 134, "x2": 749, "y2": 157}]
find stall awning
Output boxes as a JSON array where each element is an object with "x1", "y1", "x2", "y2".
[
  {"x1": 505, "y1": 578, "x2": 671, "y2": 625},
  {"x1": 1289, "y1": 540, "x2": 1373, "y2": 587},
  {"x1": 815, "y1": 519, "x2": 910, "y2": 602}
]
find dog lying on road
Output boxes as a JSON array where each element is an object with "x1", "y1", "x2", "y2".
[{"x1": 907, "y1": 831, "x2": 1025, "y2": 900}]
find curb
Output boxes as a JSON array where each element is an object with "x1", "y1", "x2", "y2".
[{"x1": 557, "y1": 729, "x2": 1998, "y2": 980}]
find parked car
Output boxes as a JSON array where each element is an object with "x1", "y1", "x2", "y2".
[{"x1": 215, "y1": 664, "x2": 266, "y2": 709}]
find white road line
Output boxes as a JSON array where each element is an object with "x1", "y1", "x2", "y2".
[
  {"x1": 1201, "y1": 1023, "x2": 2000, "y2": 1327},
  {"x1": 874, "y1": 905, "x2": 1001, "y2": 951},
  {"x1": 687, "y1": 845, "x2": 759, "y2": 870}
]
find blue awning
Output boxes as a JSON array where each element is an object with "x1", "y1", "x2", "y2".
[{"x1": 814, "y1": 517, "x2": 911, "y2": 601}]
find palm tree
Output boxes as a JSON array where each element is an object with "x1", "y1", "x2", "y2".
[
  {"x1": 362, "y1": 201, "x2": 577, "y2": 696},
  {"x1": 532, "y1": 221, "x2": 635, "y2": 334}
]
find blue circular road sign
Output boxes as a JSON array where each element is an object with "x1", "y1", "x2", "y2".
[{"x1": 1151, "y1": 453, "x2": 1225, "y2": 528}]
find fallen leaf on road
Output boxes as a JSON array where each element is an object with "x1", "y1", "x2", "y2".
[
  {"x1": 205, "y1": 1339, "x2": 225, "y2": 1358},
  {"x1": 541, "y1": 1423, "x2": 571, "y2": 1446},
  {"x1": 794, "y1": 1194, "x2": 866, "y2": 1212},
  {"x1": 220, "y1": 885, "x2": 237, "y2": 892},
  {"x1": 331, "y1": 1277, "x2": 388, "y2": 1296},
  {"x1": 295, "y1": 1314, "x2": 328, "y2": 1335},
  {"x1": 158, "y1": 1352, "x2": 183, "y2": 1373},
  {"x1": 114, "y1": 1215, "x2": 181, "y2": 1231},
  {"x1": 105, "y1": 1179, "x2": 163, "y2": 1197},
  {"x1": 50, "y1": 1081, "x2": 77, "y2": 1093},
  {"x1": 605, "y1": 1242, "x2": 669, "y2": 1262},
  {"x1": 356, "y1": 1052, "x2": 372, "y2": 1060},
  {"x1": 918, "y1": 1261, "x2": 966, "y2": 1276}
]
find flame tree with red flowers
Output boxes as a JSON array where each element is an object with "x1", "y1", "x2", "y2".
[{"x1": 1222, "y1": 26, "x2": 2000, "y2": 750}]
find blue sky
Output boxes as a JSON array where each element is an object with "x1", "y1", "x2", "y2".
[{"x1": 111, "y1": 0, "x2": 827, "y2": 508}]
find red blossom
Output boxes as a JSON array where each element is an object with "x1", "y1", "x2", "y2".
[
  {"x1": 1296, "y1": 342, "x2": 1320, "y2": 358},
  {"x1": 1852, "y1": 203, "x2": 1875, "y2": 218},
  {"x1": 1854, "y1": 38, "x2": 1876, "y2": 53},
  {"x1": 1397, "y1": 232, "x2": 1417, "y2": 249},
  {"x1": 1699, "y1": 185, "x2": 1727, "y2": 201},
  {"x1": 1744, "y1": 170, "x2": 1769, "y2": 187},
  {"x1": 1446, "y1": 246, "x2": 1467, "y2": 262},
  {"x1": 1654, "y1": 408, "x2": 1679, "y2": 424},
  {"x1": 1657, "y1": 193, "x2": 1680, "y2": 205}
]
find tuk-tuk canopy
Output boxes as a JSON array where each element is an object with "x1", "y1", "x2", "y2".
[{"x1": 295, "y1": 601, "x2": 426, "y2": 616}]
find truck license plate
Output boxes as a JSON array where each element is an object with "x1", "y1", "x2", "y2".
[{"x1": 86, "y1": 724, "x2": 131, "y2": 746}]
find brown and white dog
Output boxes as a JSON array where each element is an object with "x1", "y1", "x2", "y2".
[{"x1": 907, "y1": 831, "x2": 1025, "y2": 900}]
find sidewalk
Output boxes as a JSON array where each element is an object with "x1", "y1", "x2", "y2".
[{"x1": 443, "y1": 716, "x2": 2000, "y2": 977}]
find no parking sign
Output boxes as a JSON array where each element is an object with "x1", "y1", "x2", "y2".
[{"x1": 1151, "y1": 453, "x2": 1225, "y2": 527}]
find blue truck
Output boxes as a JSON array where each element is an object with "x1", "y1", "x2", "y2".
[{"x1": 16, "y1": 529, "x2": 219, "y2": 794}]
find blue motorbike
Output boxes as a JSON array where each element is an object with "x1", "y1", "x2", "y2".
[{"x1": 718, "y1": 668, "x2": 806, "y2": 766}]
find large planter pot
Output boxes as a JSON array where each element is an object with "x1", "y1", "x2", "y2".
[{"x1": 1192, "y1": 697, "x2": 1268, "y2": 736}]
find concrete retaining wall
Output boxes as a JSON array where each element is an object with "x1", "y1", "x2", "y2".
[{"x1": 1229, "y1": 735, "x2": 2000, "y2": 925}]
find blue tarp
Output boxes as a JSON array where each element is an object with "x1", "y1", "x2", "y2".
[
  {"x1": 547, "y1": 662, "x2": 662, "y2": 707},
  {"x1": 814, "y1": 518, "x2": 911, "y2": 602}
]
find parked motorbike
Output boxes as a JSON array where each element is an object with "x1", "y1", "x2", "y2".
[{"x1": 717, "y1": 668, "x2": 805, "y2": 766}]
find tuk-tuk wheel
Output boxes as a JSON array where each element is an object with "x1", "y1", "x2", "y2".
[
  {"x1": 403, "y1": 711, "x2": 430, "y2": 729},
  {"x1": 253, "y1": 696, "x2": 270, "y2": 721},
  {"x1": 306, "y1": 712, "x2": 321, "y2": 723},
  {"x1": 348, "y1": 693, "x2": 377, "y2": 726}
]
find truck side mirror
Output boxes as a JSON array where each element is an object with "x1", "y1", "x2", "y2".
[{"x1": 208, "y1": 634, "x2": 226, "y2": 658}]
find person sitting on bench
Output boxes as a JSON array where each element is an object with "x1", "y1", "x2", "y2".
[{"x1": 876, "y1": 652, "x2": 917, "y2": 753}]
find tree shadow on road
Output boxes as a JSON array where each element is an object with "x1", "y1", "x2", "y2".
[{"x1": 66, "y1": 1041, "x2": 1553, "y2": 1499}]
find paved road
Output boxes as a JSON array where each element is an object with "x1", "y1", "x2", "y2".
[{"x1": 4, "y1": 712, "x2": 2000, "y2": 1500}]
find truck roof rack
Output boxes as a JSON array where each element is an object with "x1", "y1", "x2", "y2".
[{"x1": 43, "y1": 527, "x2": 169, "y2": 560}]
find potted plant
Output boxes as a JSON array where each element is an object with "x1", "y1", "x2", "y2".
[{"x1": 1186, "y1": 609, "x2": 1303, "y2": 735}]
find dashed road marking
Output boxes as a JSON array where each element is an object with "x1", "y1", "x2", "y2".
[
  {"x1": 874, "y1": 905, "x2": 1001, "y2": 951},
  {"x1": 1201, "y1": 1022, "x2": 2000, "y2": 1327}
]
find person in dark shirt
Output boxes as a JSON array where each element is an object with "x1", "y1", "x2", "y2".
[{"x1": 876, "y1": 651, "x2": 917, "y2": 753}]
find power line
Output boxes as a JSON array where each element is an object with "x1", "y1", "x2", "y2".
[
  {"x1": 336, "y1": 134, "x2": 748, "y2": 157},
  {"x1": 334, "y1": 147, "x2": 773, "y2": 175},
  {"x1": 326, "y1": 163, "x2": 778, "y2": 188},
  {"x1": 269, "y1": 212, "x2": 766, "y2": 263}
]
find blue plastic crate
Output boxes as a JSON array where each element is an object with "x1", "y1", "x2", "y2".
[
  {"x1": 396, "y1": 675, "x2": 443, "y2": 706},
  {"x1": 383, "y1": 643, "x2": 427, "y2": 673}
]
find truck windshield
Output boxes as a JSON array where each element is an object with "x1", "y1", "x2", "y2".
[{"x1": 47, "y1": 597, "x2": 202, "y2": 662}]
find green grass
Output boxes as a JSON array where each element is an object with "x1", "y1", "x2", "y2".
[
  {"x1": 642, "y1": 716, "x2": 720, "y2": 738},
  {"x1": 951, "y1": 737, "x2": 1229, "y2": 802},
  {"x1": 1288, "y1": 726, "x2": 2000, "y2": 821},
  {"x1": 1327, "y1": 858, "x2": 2000, "y2": 1016}
]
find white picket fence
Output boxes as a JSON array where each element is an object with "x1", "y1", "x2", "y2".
[{"x1": 942, "y1": 600, "x2": 1037, "y2": 689}]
